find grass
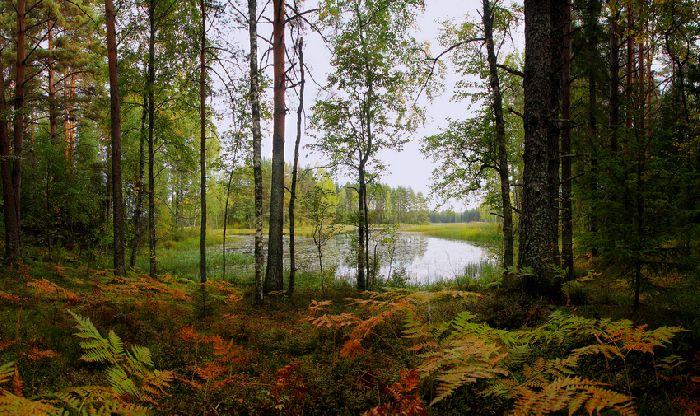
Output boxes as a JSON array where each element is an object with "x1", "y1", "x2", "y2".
[
  {"x1": 133, "y1": 228, "x2": 254, "y2": 282},
  {"x1": 401, "y1": 222, "x2": 503, "y2": 247}
]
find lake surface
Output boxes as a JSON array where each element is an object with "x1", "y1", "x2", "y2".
[{"x1": 224, "y1": 231, "x2": 495, "y2": 285}]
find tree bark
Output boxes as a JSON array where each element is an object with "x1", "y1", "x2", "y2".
[
  {"x1": 265, "y1": 0, "x2": 286, "y2": 292},
  {"x1": 482, "y1": 0, "x2": 514, "y2": 271},
  {"x1": 147, "y1": 0, "x2": 157, "y2": 278},
  {"x1": 105, "y1": 0, "x2": 125, "y2": 275},
  {"x1": 199, "y1": 0, "x2": 207, "y2": 284},
  {"x1": 608, "y1": 2, "x2": 620, "y2": 153},
  {"x1": 48, "y1": 21, "x2": 58, "y2": 145},
  {"x1": 633, "y1": 19, "x2": 646, "y2": 311},
  {"x1": 248, "y1": 0, "x2": 264, "y2": 303},
  {"x1": 560, "y1": 0, "x2": 573, "y2": 281},
  {"x1": 129, "y1": 91, "x2": 147, "y2": 269},
  {"x1": 288, "y1": 37, "x2": 305, "y2": 297},
  {"x1": 548, "y1": 0, "x2": 565, "y2": 269},
  {"x1": 518, "y1": 0, "x2": 558, "y2": 296},
  {"x1": 12, "y1": 0, "x2": 26, "y2": 253},
  {"x1": 0, "y1": 54, "x2": 20, "y2": 261}
]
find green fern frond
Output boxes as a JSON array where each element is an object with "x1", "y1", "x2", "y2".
[
  {"x1": 0, "y1": 362, "x2": 14, "y2": 386},
  {"x1": 106, "y1": 367, "x2": 139, "y2": 397}
]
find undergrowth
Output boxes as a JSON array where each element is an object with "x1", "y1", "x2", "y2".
[{"x1": 0, "y1": 259, "x2": 696, "y2": 415}]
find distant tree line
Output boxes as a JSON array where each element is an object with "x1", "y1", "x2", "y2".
[{"x1": 429, "y1": 209, "x2": 481, "y2": 224}]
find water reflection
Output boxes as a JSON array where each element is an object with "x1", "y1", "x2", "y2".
[
  {"x1": 224, "y1": 231, "x2": 495, "y2": 284},
  {"x1": 334, "y1": 232, "x2": 493, "y2": 285}
]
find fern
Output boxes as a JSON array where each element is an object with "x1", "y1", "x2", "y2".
[
  {"x1": 512, "y1": 376, "x2": 635, "y2": 416},
  {"x1": 67, "y1": 310, "x2": 173, "y2": 410},
  {"x1": 418, "y1": 334, "x2": 508, "y2": 404},
  {"x1": 365, "y1": 369, "x2": 427, "y2": 416},
  {"x1": 177, "y1": 326, "x2": 243, "y2": 392}
]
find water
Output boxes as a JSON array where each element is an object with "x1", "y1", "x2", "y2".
[{"x1": 224, "y1": 231, "x2": 495, "y2": 285}]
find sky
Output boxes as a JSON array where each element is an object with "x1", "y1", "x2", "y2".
[{"x1": 223, "y1": 0, "x2": 500, "y2": 210}]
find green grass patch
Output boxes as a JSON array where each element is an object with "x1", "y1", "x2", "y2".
[{"x1": 401, "y1": 222, "x2": 502, "y2": 247}]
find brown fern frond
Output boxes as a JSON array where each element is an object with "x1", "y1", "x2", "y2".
[
  {"x1": 365, "y1": 369, "x2": 427, "y2": 416},
  {"x1": 512, "y1": 376, "x2": 636, "y2": 416},
  {"x1": 12, "y1": 366, "x2": 22, "y2": 397}
]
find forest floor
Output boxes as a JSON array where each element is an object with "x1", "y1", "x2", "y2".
[{"x1": 0, "y1": 226, "x2": 698, "y2": 414}]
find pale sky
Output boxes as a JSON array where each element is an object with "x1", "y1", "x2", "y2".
[{"x1": 221, "y1": 0, "x2": 516, "y2": 210}]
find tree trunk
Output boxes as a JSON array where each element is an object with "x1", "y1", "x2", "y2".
[
  {"x1": 223, "y1": 168, "x2": 235, "y2": 280},
  {"x1": 12, "y1": 0, "x2": 26, "y2": 253},
  {"x1": 518, "y1": 0, "x2": 557, "y2": 296},
  {"x1": 357, "y1": 163, "x2": 367, "y2": 291},
  {"x1": 482, "y1": 0, "x2": 514, "y2": 271},
  {"x1": 105, "y1": 0, "x2": 125, "y2": 275},
  {"x1": 633, "y1": 20, "x2": 646, "y2": 311},
  {"x1": 625, "y1": 1, "x2": 634, "y2": 131},
  {"x1": 199, "y1": 0, "x2": 207, "y2": 285},
  {"x1": 548, "y1": 0, "x2": 565, "y2": 269},
  {"x1": 0, "y1": 55, "x2": 20, "y2": 261},
  {"x1": 48, "y1": 20, "x2": 58, "y2": 145},
  {"x1": 265, "y1": 0, "x2": 286, "y2": 292},
  {"x1": 608, "y1": 2, "x2": 620, "y2": 153},
  {"x1": 249, "y1": 0, "x2": 264, "y2": 303},
  {"x1": 560, "y1": 0, "x2": 573, "y2": 281},
  {"x1": 129, "y1": 92, "x2": 147, "y2": 269},
  {"x1": 288, "y1": 37, "x2": 305, "y2": 297},
  {"x1": 147, "y1": 0, "x2": 157, "y2": 278}
]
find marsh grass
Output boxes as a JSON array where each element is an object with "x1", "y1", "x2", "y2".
[{"x1": 401, "y1": 222, "x2": 502, "y2": 247}]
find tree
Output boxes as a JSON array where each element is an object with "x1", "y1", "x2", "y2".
[
  {"x1": 518, "y1": 0, "x2": 558, "y2": 296},
  {"x1": 302, "y1": 176, "x2": 338, "y2": 297},
  {"x1": 288, "y1": 36, "x2": 305, "y2": 297},
  {"x1": 560, "y1": 0, "x2": 573, "y2": 281},
  {"x1": 422, "y1": 2, "x2": 521, "y2": 272},
  {"x1": 248, "y1": 0, "x2": 264, "y2": 303},
  {"x1": 483, "y1": 0, "x2": 514, "y2": 271},
  {"x1": 0, "y1": 38, "x2": 20, "y2": 261},
  {"x1": 105, "y1": 0, "x2": 125, "y2": 275},
  {"x1": 199, "y1": 0, "x2": 208, "y2": 285},
  {"x1": 313, "y1": 0, "x2": 427, "y2": 290},
  {"x1": 147, "y1": 0, "x2": 158, "y2": 278},
  {"x1": 264, "y1": 0, "x2": 286, "y2": 292}
]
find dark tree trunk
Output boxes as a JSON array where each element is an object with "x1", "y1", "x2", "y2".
[
  {"x1": 105, "y1": 0, "x2": 125, "y2": 275},
  {"x1": 265, "y1": 0, "x2": 286, "y2": 292},
  {"x1": 249, "y1": 0, "x2": 264, "y2": 303},
  {"x1": 633, "y1": 26, "x2": 646, "y2": 311},
  {"x1": 0, "y1": 57, "x2": 20, "y2": 261},
  {"x1": 548, "y1": 0, "x2": 565, "y2": 269},
  {"x1": 483, "y1": 0, "x2": 514, "y2": 271},
  {"x1": 560, "y1": 0, "x2": 573, "y2": 281},
  {"x1": 608, "y1": 3, "x2": 620, "y2": 153},
  {"x1": 288, "y1": 37, "x2": 305, "y2": 297},
  {"x1": 129, "y1": 92, "x2": 147, "y2": 269},
  {"x1": 518, "y1": 0, "x2": 558, "y2": 296},
  {"x1": 199, "y1": 0, "x2": 207, "y2": 284},
  {"x1": 12, "y1": 0, "x2": 26, "y2": 254},
  {"x1": 48, "y1": 21, "x2": 58, "y2": 145},
  {"x1": 625, "y1": 2, "x2": 634, "y2": 131},
  {"x1": 147, "y1": 0, "x2": 157, "y2": 278}
]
